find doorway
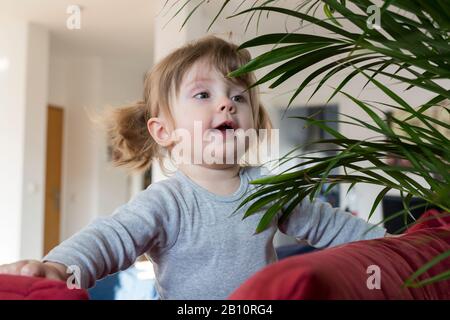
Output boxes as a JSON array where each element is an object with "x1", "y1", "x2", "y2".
[{"x1": 43, "y1": 105, "x2": 64, "y2": 255}]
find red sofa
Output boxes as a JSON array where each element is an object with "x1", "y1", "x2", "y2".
[
  {"x1": 230, "y1": 209, "x2": 450, "y2": 299},
  {"x1": 0, "y1": 210, "x2": 448, "y2": 300},
  {"x1": 0, "y1": 274, "x2": 88, "y2": 300}
]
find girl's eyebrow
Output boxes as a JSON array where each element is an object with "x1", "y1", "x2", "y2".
[
  {"x1": 184, "y1": 77, "x2": 246, "y2": 92},
  {"x1": 185, "y1": 78, "x2": 212, "y2": 89}
]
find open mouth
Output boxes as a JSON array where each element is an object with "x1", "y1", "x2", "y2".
[
  {"x1": 214, "y1": 120, "x2": 237, "y2": 132},
  {"x1": 216, "y1": 124, "x2": 233, "y2": 131}
]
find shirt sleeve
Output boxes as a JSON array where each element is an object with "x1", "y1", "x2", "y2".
[
  {"x1": 278, "y1": 196, "x2": 387, "y2": 249},
  {"x1": 42, "y1": 182, "x2": 181, "y2": 289}
]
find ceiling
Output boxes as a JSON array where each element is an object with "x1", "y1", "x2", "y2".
[
  {"x1": 0, "y1": 0, "x2": 156, "y2": 59},
  {"x1": 0, "y1": 0, "x2": 321, "y2": 60}
]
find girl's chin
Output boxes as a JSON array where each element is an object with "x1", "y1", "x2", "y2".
[
  {"x1": 205, "y1": 143, "x2": 246, "y2": 161},
  {"x1": 170, "y1": 141, "x2": 250, "y2": 165},
  {"x1": 200, "y1": 163, "x2": 241, "y2": 170}
]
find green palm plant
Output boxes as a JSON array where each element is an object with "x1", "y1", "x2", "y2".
[{"x1": 166, "y1": 0, "x2": 450, "y2": 286}]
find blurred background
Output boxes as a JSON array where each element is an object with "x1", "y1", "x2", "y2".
[{"x1": 0, "y1": 0, "x2": 439, "y2": 299}]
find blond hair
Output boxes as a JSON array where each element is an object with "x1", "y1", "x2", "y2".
[{"x1": 106, "y1": 35, "x2": 273, "y2": 173}]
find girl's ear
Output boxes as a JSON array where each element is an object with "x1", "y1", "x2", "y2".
[{"x1": 147, "y1": 117, "x2": 174, "y2": 147}]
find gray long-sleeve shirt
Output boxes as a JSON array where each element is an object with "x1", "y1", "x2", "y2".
[{"x1": 43, "y1": 165, "x2": 386, "y2": 299}]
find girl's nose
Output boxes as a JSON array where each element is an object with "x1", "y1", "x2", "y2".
[{"x1": 217, "y1": 98, "x2": 236, "y2": 113}]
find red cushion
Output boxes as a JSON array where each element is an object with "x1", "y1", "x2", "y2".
[
  {"x1": 229, "y1": 210, "x2": 450, "y2": 300},
  {"x1": 0, "y1": 274, "x2": 89, "y2": 300},
  {"x1": 405, "y1": 209, "x2": 450, "y2": 233}
]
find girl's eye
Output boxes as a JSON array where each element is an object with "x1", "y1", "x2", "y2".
[
  {"x1": 232, "y1": 95, "x2": 246, "y2": 103},
  {"x1": 194, "y1": 92, "x2": 209, "y2": 99}
]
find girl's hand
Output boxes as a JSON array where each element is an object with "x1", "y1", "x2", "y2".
[{"x1": 0, "y1": 260, "x2": 69, "y2": 282}]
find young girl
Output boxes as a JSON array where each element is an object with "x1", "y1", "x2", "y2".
[{"x1": 0, "y1": 36, "x2": 387, "y2": 300}]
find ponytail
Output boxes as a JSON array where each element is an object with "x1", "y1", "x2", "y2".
[{"x1": 106, "y1": 101, "x2": 160, "y2": 171}]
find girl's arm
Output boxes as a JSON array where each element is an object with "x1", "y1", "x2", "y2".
[
  {"x1": 278, "y1": 197, "x2": 387, "y2": 249},
  {"x1": 42, "y1": 183, "x2": 181, "y2": 288},
  {"x1": 247, "y1": 166, "x2": 388, "y2": 249}
]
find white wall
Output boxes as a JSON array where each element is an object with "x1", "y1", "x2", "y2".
[
  {"x1": 20, "y1": 24, "x2": 49, "y2": 259},
  {"x1": 48, "y1": 55, "x2": 100, "y2": 239},
  {"x1": 48, "y1": 51, "x2": 150, "y2": 240},
  {"x1": 0, "y1": 20, "x2": 49, "y2": 263},
  {"x1": 0, "y1": 20, "x2": 27, "y2": 263}
]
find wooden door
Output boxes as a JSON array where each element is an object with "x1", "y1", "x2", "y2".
[{"x1": 43, "y1": 106, "x2": 64, "y2": 255}]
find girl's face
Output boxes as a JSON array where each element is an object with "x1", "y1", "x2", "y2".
[{"x1": 169, "y1": 59, "x2": 255, "y2": 166}]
